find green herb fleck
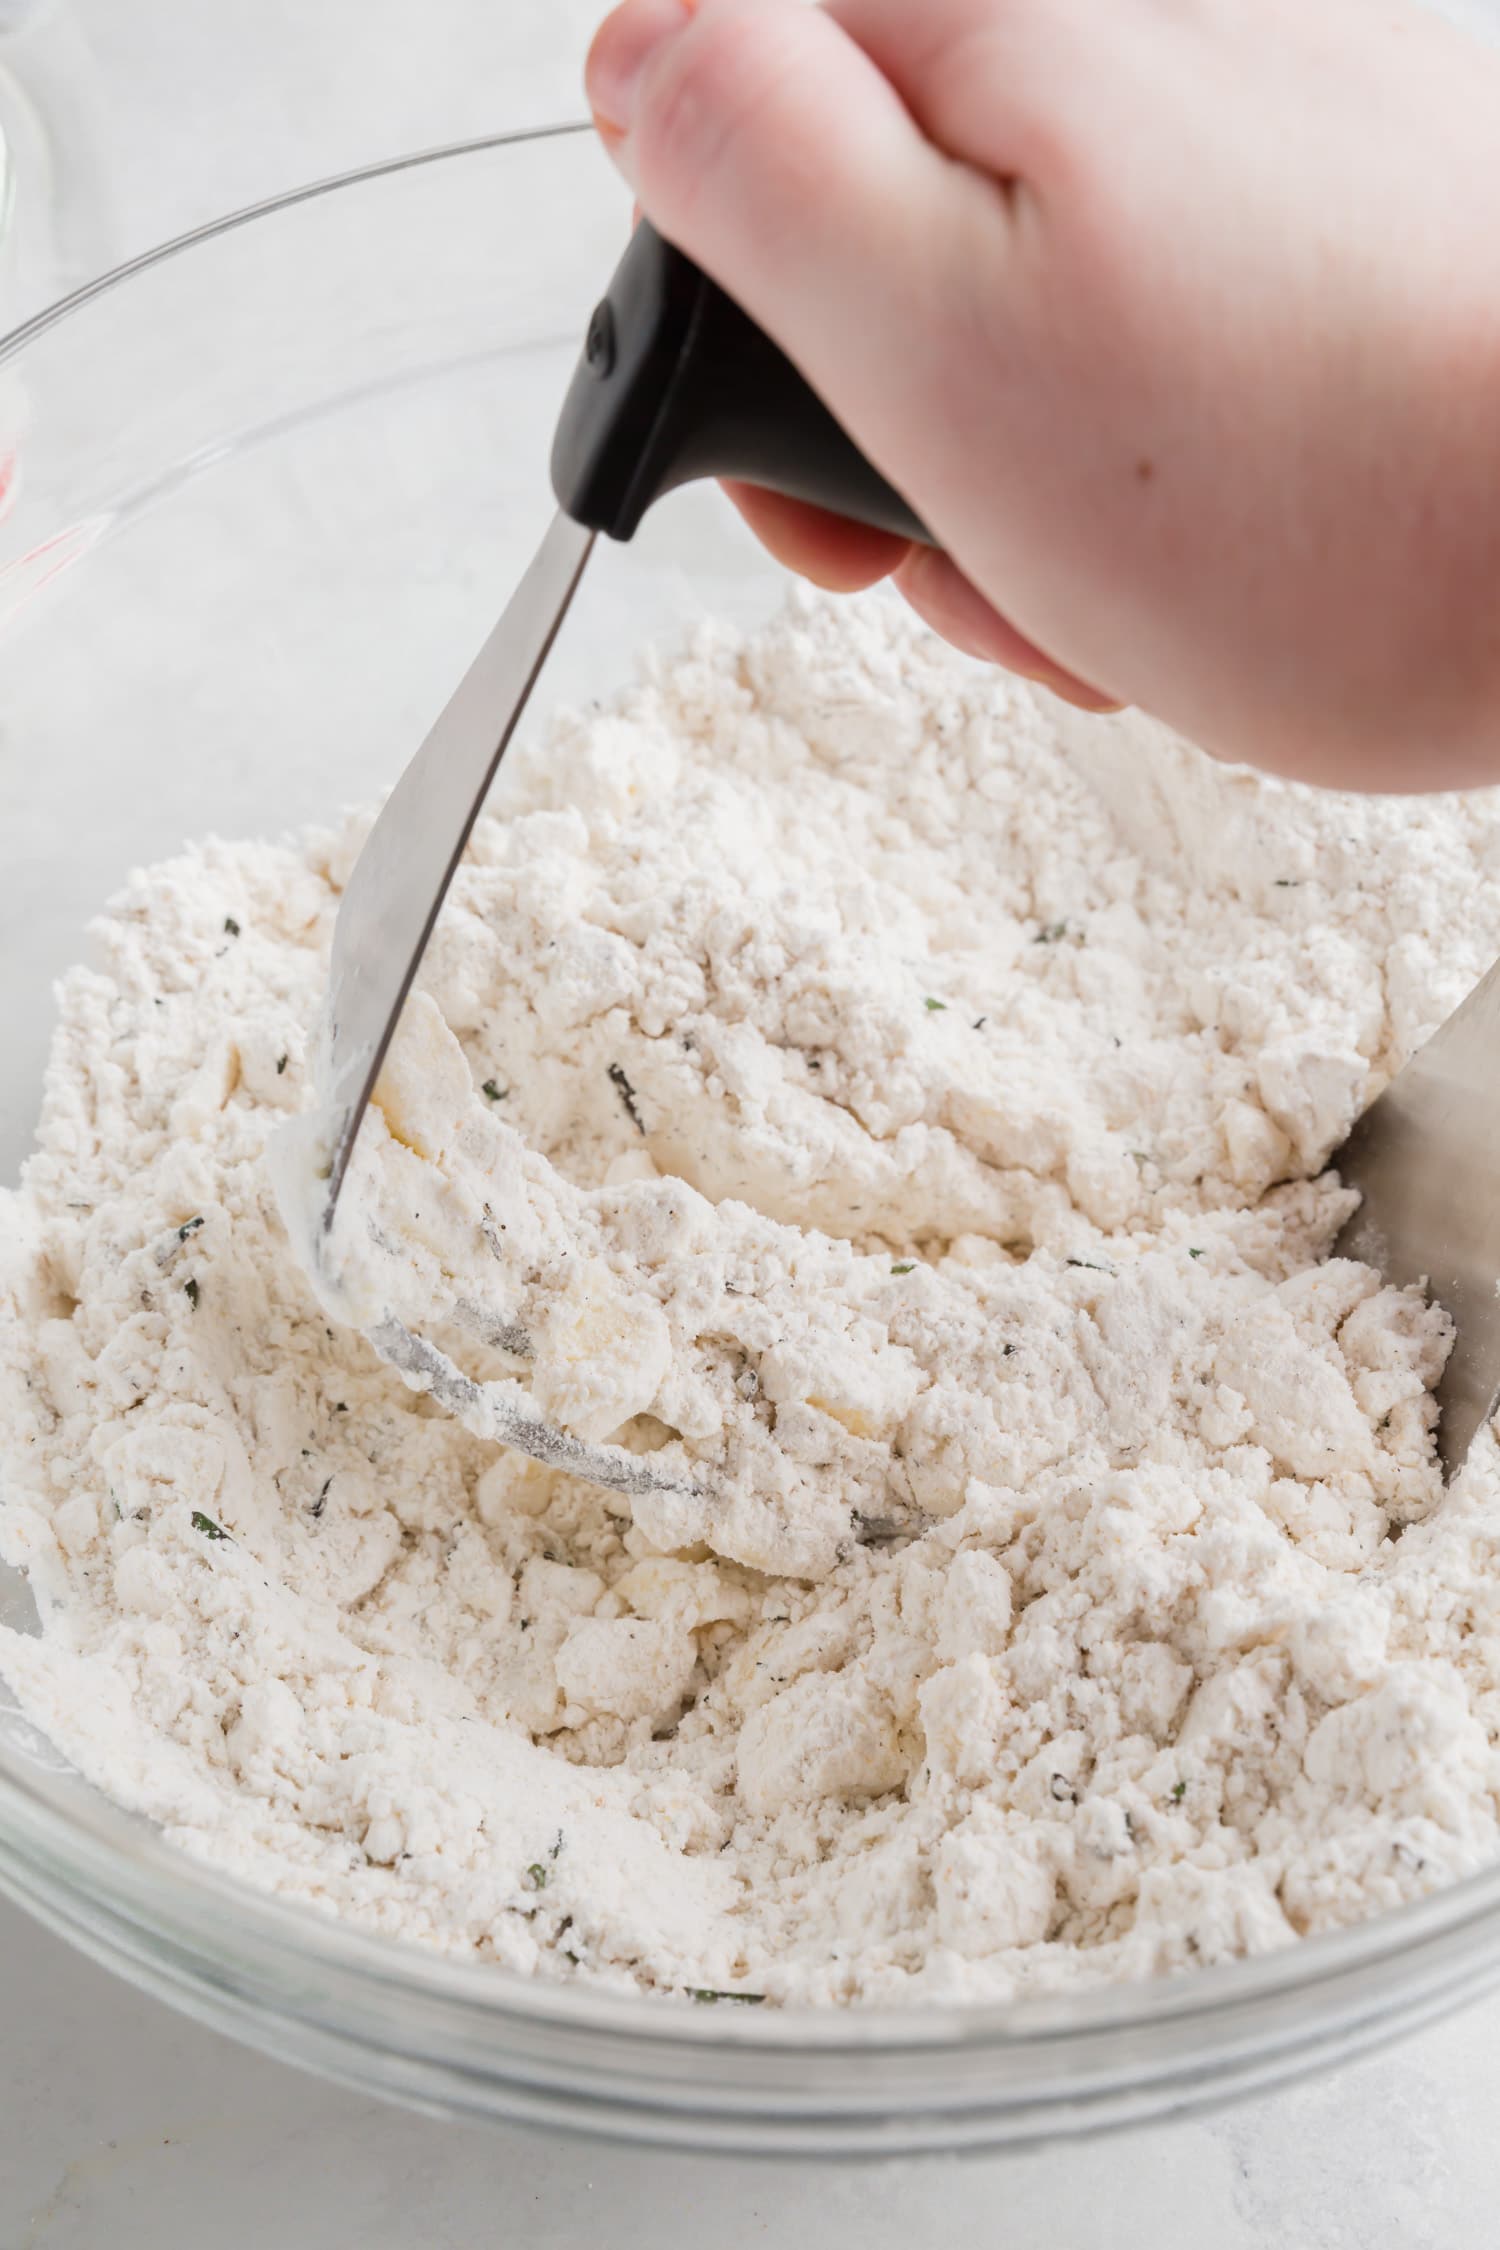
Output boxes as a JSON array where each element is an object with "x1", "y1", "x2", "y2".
[
  {"x1": 1034, "y1": 920, "x2": 1068, "y2": 945},
  {"x1": 923, "y1": 997, "x2": 947, "y2": 1013},
  {"x1": 183, "y1": 1276, "x2": 200, "y2": 1310},
  {"x1": 525, "y1": 1862, "x2": 548, "y2": 1891},
  {"x1": 890, "y1": 1262, "x2": 916, "y2": 1276},
  {"x1": 335, "y1": 1402, "x2": 347, "y2": 1414},
  {"x1": 276, "y1": 1054, "x2": 288, "y2": 1075},
  {"x1": 177, "y1": 1215, "x2": 204, "y2": 1242},
  {"x1": 1273, "y1": 879, "x2": 1302, "y2": 889},
  {"x1": 191, "y1": 1510, "x2": 228, "y2": 1541},
  {"x1": 223, "y1": 915, "x2": 240, "y2": 936},
  {"x1": 1171, "y1": 1779, "x2": 1187, "y2": 1803},
  {"x1": 1188, "y1": 1247, "x2": 1204, "y2": 1260},
  {"x1": 481, "y1": 1080, "x2": 507, "y2": 1102},
  {"x1": 1066, "y1": 1257, "x2": 1110, "y2": 1273},
  {"x1": 690, "y1": 1988, "x2": 766, "y2": 2006},
  {"x1": 608, "y1": 1061, "x2": 646, "y2": 1133}
]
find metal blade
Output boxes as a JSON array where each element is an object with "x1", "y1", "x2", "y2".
[
  {"x1": 1334, "y1": 950, "x2": 1500, "y2": 1473},
  {"x1": 319, "y1": 509, "x2": 595, "y2": 1218}
]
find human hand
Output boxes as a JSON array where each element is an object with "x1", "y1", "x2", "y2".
[{"x1": 586, "y1": 0, "x2": 1500, "y2": 789}]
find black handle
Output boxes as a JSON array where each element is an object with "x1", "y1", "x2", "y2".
[{"x1": 550, "y1": 223, "x2": 931, "y2": 546}]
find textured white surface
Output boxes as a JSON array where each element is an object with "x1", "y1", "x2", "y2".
[
  {"x1": 6, "y1": 593, "x2": 1473, "y2": 2013},
  {"x1": 6, "y1": 0, "x2": 1500, "y2": 2241}
]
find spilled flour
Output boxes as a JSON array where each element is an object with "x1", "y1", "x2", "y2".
[{"x1": 5, "y1": 590, "x2": 1500, "y2": 2005}]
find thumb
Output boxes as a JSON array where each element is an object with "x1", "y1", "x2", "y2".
[{"x1": 585, "y1": 0, "x2": 1011, "y2": 508}]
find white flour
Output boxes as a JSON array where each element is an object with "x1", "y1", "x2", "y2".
[{"x1": 5, "y1": 589, "x2": 1500, "y2": 2005}]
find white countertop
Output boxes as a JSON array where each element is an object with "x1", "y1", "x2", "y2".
[{"x1": 6, "y1": 3, "x2": 1500, "y2": 2242}]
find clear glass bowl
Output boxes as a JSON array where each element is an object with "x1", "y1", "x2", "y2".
[{"x1": 5, "y1": 124, "x2": 1500, "y2": 2157}]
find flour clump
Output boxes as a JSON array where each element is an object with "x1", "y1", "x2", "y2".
[{"x1": 4, "y1": 588, "x2": 1500, "y2": 2006}]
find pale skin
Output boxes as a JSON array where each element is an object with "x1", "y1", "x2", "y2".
[{"x1": 584, "y1": 0, "x2": 1500, "y2": 791}]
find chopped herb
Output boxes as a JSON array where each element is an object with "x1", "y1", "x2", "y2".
[
  {"x1": 183, "y1": 1277, "x2": 200, "y2": 1309},
  {"x1": 223, "y1": 915, "x2": 241, "y2": 936},
  {"x1": 191, "y1": 1510, "x2": 229, "y2": 1541},
  {"x1": 608, "y1": 1061, "x2": 646, "y2": 1133},
  {"x1": 335, "y1": 1402, "x2": 347, "y2": 1414},
  {"x1": 1034, "y1": 920, "x2": 1068, "y2": 944},
  {"x1": 689, "y1": 1989, "x2": 766, "y2": 2006},
  {"x1": 973, "y1": 1016, "x2": 988, "y2": 1032},
  {"x1": 1049, "y1": 1774, "x2": 1077, "y2": 1803},
  {"x1": 481, "y1": 1079, "x2": 507, "y2": 1102},
  {"x1": 549, "y1": 1830, "x2": 565, "y2": 1860},
  {"x1": 1066, "y1": 1257, "x2": 1110, "y2": 1273},
  {"x1": 1273, "y1": 879, "x2": 1302, "y2": 889},
  {"x1": 177, "y1": 1216, "x2": 204, "y2": 1242},
  {"x1": 1171, "y1": 1780, "x2": 1187, "y2": 1803},
  {"x1": 525, "y1": 1862, "x2": 549, "y2": 1891},
  {"x1": 1188, "y1": 1247, "x2": 1204, "y2": 1260},
  {"x1": 890, "y1": 1262, "x2": 916, "y2": 1276},
  {"x1": 311, "y1": 1478, "x2": 332, "y2": 1520},
  {"x1": 276, "y1": 1054, "x2": 288, "y2": 1075},
  {"x1": 923, "y1": 996, "x2": 947, "y2": 1013}
]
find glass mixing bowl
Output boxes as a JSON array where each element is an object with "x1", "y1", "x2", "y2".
[{"x1": 5, "y1": 124, "x2": 1500, "y2": 2157}]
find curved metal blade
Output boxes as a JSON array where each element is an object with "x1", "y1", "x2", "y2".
[
  {"x1": 318, "y1": 511, "x2": 595, "y2": 1221},
  {"x1": 1335, "y1": 951, "x2": 1500, "y2": 1473}
]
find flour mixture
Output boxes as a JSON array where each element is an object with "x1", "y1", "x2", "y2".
[{"x1": 5, "y1": 591, "x2": 1500, "y2": 2005}]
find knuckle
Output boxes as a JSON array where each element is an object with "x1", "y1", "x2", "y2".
[{"x1": 636, "y1": 8, "x2": 805, "y2": 205}]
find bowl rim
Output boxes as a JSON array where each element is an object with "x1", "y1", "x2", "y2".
[
  {"x1": 8, "y1": 1713, "x2": 1500, "y2": 2058},
  {"x1": 0, "y1": 117, "x2": 594, "y2": 368},
  {"x1": 3, "y1": 121, "x2": 1500, "y2": 2080}
]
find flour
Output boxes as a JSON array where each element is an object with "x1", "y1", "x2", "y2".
[{"x1": 6, "y1": 587, "x2": 1500, "y2": 2005}]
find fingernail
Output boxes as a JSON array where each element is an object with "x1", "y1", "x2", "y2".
[
  {"x1": 586, "y1": 0, "x2": 696, "y2": 136},
  {"x1": 1047, "y1": 682, "x2": 1125, "y2": 714}
]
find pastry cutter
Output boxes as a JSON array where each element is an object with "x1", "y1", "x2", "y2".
[
  {"x1": 313, "y1": 224, "x2": 1499, "y2": 1485},
  {"x1": 317, "y1": 223, "x2": 928, "y2": 1229}
]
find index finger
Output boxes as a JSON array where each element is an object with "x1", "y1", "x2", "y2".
[{"x1": 722, "y1": 481, "x2": 912, "y2": 591}]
